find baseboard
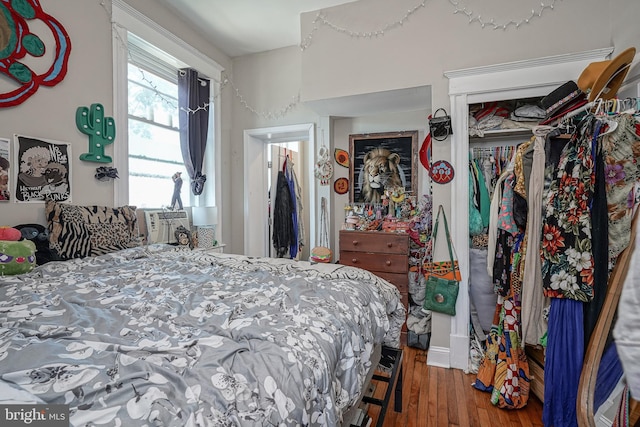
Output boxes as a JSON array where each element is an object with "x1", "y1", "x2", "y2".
[
  {"x1": 426, "y1": 345, "x2": 450, "y2": 368},
  {"x1": 450, "y1": 333, "x2": 470, "y2": 370}
]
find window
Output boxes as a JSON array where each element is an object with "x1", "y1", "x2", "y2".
[
  {"x1": 112, "y1": 0, "x2": 223, "y2": 213},
  {"x1": 127, "y1": 35, "x2": 191, "y2": 209},
  {"x1": 127, "y1": 62, "x2": 188, "y2": 208}
]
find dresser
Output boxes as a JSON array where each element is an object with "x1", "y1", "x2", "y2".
[{"x1": 339, "y1": 230, "x2": 410, "y2": 334}]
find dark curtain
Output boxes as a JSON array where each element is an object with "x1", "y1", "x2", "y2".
[{"x1": 178, "y1": 68, "x2": 210, "y2": 195}]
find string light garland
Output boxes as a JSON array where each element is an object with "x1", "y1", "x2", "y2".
[
  {"x1": 101, "y1": 0, "x2": 561, "y2": 120},
  {"x1": 300, "y1": 1, "x2": 427, "y2": 51},
  {"x1": 221, "y1": 74, "x2": 301, "y2": 120},
  {"x1": 448, "y1": 0, "x2": 562, "y2": 30}
]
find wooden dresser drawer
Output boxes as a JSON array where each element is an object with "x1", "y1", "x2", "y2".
[
  {"x1": 340, "y1": 251, "x2": 408, "y2": 274},
  {"x1": 374, "y1": 272, "x2": 409, "y2": 307},
  {"x1": 374, "y1": 271, "x2": 408, "y2": 292},
  {"x1": 338, "y1": 230, "x2": 410, "y2": 343},
  {"x1": 339, "y1": 231, "x2": 409, "y2": 255}
]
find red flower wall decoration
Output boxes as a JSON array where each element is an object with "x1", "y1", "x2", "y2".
[{"x1": 0, "y1": 0, "x2": 71, "y2": 107}]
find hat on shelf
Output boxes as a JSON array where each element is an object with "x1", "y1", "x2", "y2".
[
  {"x1": 577, "y1": 47, "x2": 636, "y2": 102},
  {"x1": 539, "y1": 80, "x2": 588, "y2": 125}
]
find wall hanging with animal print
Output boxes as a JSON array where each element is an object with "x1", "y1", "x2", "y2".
[{"x1": 349, "y1": 130, "x2": 418, "y2": 204}]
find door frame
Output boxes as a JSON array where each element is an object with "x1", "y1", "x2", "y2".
[{"x1": 243, "y1": 123, "x2": 316, "y2": 257}]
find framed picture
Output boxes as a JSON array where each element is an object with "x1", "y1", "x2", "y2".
[
  {"x1": 14, "y1": 134, "x2": 72, "y2": 203},
  {"x1": 349, "y1": 130, "x2": 418, "y2": 203},
  {"x1": 0, "y1": 137, "x2": 10, "y2": 202}
]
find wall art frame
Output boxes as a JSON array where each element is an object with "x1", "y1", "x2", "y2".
[
  {"x1": 0, "y1": 137, "x2": 11, "y2": 201},
  {"x1": 349, "y1": 130, "x2": 418, "y2": 204},
  {"x1": 14, "y1": 134, "x2": 72, "y2": 203}
]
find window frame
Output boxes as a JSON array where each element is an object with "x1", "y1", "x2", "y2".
[{"x1": 111, "y1": 0, "x2": 223, "y2": 210}]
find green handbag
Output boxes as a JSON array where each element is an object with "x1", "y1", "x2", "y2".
[
  {"x1": 423, "y1": 275, "x2": 459, "y2": 316},
  {"x1": 423, "y1": 205, "x2": 460, "y2": 316}
]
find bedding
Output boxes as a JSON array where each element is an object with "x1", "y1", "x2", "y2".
[
  {"x1": 0, "y1": 244, "x2": 404, "y2": 426},
  {"x1": 45, "y1": 200, "x2": 141, "y2": 260}
]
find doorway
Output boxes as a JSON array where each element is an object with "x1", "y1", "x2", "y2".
[{"x1": 243, "y1": 123, "x2": 316, "y2": 258}]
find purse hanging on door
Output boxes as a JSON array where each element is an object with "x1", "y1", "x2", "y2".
[{"x1": 422, "y1": 205, "x2": 460, "y2": 316}]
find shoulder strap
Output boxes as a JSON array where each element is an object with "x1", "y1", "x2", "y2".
[{"x1": 430, "y1": 205, "x2": 457, "y2": 271}]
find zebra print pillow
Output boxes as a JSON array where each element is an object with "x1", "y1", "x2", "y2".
[{"x1": 46, "y1": 200, "x2": 141, "y2": 260}]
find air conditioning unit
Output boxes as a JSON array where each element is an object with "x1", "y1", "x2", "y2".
[{"x1": 144, "y1": 209, "x2": 190, "y2": 244}]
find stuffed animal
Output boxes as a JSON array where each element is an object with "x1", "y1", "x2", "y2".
[
  {"x1": 13, "y1": 223, "x2": 58, "y2": 265},
  {"x1": 0, "y1": 226, "x2": 21, "y2": 241},
  {"x1": 0, "y1": 239, "x2": 36, "y2": 276}
]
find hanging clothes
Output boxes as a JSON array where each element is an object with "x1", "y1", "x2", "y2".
[
  {"x1": 469, "y1": 165, "x2": 484, "y2": 236},
  {"x1": 601, "y1": 113, "x2": 640, "y2": 261},
  {"x1": 492, "y1": 172, "x2": 519, "y2": 297},
  {"x1": 520, "y1": 126, "x2": 553, "y2": 346},
  {"x1": 473, "y1": 231, "x2": 531, "y2": 409},
  {"x1": 539, "y1": 118, "x2": 598, "y2": 427},
  {"x1": 272, "y1": 170, "x2": 295, "y2": 258},
  {"x1": 540, "y1": 116, "x2": 597, "y2": 302},
  {"x1": 584, "y1": 131, "x2": 609, "y2": 347},
  {"x1": 542, "y1": 298, "x2": 584, "y2": 427},
  {"x1": 477, "y1": 162, "x2": 492, "y2": 228},
  {"x1": 284, "y1": 156, "x2": 305, "y2": 258},
  {"x1": 486, "y1": 160, "x2": 514, "y2": 279},
  {"x1": 613, "y1": 211, "x2": 640, "y2": 401}
]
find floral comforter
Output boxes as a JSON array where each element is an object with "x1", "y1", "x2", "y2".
[{"x1": 0, "y1": 245, "x2": 404, "y2": 426}]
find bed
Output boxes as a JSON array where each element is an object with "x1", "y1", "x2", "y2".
[{"x1": 0, "y1": 243, "x2": 405, "y2": 426}]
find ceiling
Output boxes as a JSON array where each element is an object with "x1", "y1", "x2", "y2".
[{"x1": 155, "y1": 0, "x2": 359, "y2": 58}]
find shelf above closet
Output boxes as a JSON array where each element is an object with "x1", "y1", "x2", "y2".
[{"x1": 469, "y1": 128, "x2": 534, "y2": 142}]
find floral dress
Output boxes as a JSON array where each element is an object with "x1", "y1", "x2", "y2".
[
  {"x1": 601, "y1": 114, "x2": 640, "y2": 260},
  {"x1": 540, "y1": 117, "x2": 596, "y2": 302}
]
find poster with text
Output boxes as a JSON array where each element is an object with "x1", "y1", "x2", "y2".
[
  {"x1": 0, "y1": 137, "x2": 10, "y2": 201},
  {"x1": 14, "y1": 135, "x2": 72, "y2": 203}
]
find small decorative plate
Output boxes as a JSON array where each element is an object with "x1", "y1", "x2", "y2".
[
  {"x1": 430, "y1": 160, "x2": 455, "y2": 184},
  {"x1": 334, "y1": 149, "x2": 350, "y2": 168},
  {"x1": 334, "y1": 177, "x2": 349, "y2": 194}
]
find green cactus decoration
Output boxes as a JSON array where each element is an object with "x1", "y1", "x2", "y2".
[{"x1": 76, "y1": 103, "x2": 115, "y2": 163}]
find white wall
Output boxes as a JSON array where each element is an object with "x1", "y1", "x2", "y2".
[
  {"x1": 0, "y1": 1, "x2": 113, "y2": 224},
  {"x1": 299, "y1": 0, "x2": 613, "y2": 103}
]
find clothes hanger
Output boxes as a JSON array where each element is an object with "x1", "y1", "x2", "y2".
[
  {"x1": 595, "y1": 98, "x2": 619, "y2": 138},
  {"x1": 597, "y1": 117, "x2": 618, "y2": 138}
]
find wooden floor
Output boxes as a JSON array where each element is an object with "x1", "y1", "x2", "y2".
[{"x1": 366, "y1": 346, "x2": 544, "y2": 427}]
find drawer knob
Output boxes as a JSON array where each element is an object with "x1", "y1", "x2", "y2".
[
  {"x1": 352, "y1": 258, "x2": 358, "y2": 263},
  {"x1": 352, "y1": 240, "x2": 359, "y2": 246},
  {"x1": 387, "y1": 242, "x2": 392, "y2": 247},
  {"x1": 385, "y1": 260, "x2": 391, "y2": 266}
]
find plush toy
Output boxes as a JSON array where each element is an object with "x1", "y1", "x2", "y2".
[
  {"x1": 0, "y1": 239, "x2": 36, "y2": 276},
  {"x1": 13, "y1": 223, "x2": 58, "y2": 265},
  {"x1": 0, "y1": 226, "x2": 22, "y2": 241},
  {"x1": 174, "y1": 225, "x2": 193, "y2": 249}
]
